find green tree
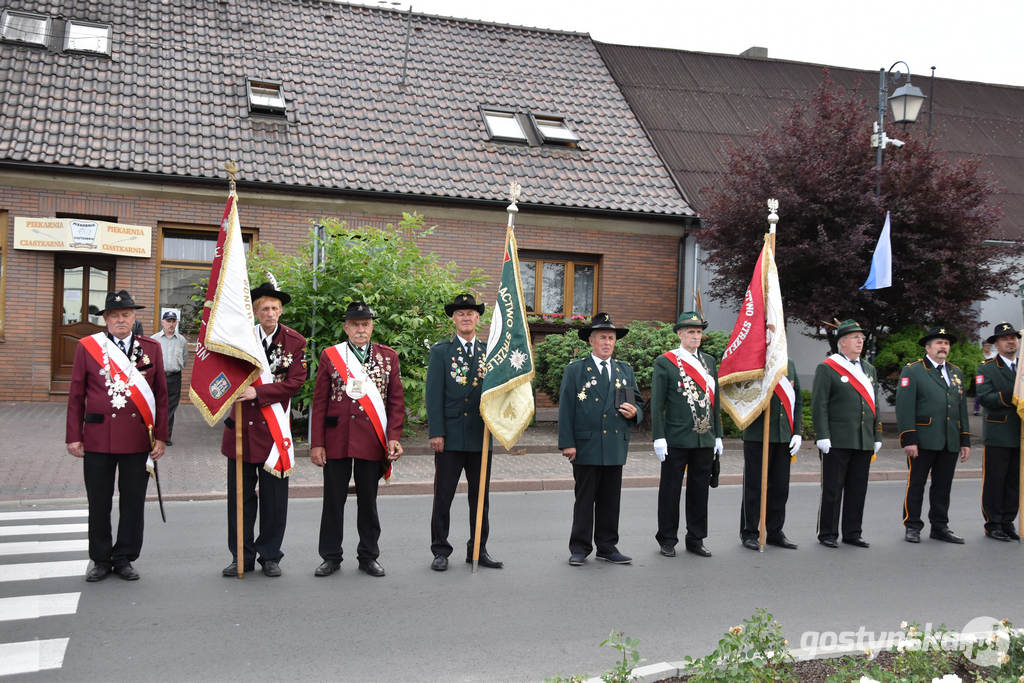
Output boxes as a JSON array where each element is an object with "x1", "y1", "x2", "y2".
[{"x1": 246, "y1": 212, "x2": 487, "y2": 424}]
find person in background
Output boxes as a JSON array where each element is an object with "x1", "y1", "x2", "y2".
[{"x1": 153, "y1": 311, "x2": 188, "y2": 446}]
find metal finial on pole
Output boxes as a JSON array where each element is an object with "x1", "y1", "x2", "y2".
[
  {"x1": 766, "y1": 198, "x2": 779, "y2": 233},
  {"x1": 225, "y1": 161, "x2": 239, "y2": 194},
  {"x1": 507, "y1": 181, "x2": 522, "y2": 228}
]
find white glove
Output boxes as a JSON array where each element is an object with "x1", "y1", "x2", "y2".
[
  {"x1": 816, "y1": 438, "x2": 831, "y2": 454},
  {"x1": 788, "y1": 434, "x2": 802, "y2": 456},
  {"x1": 874, "y1": 441, "x2": 883, "y2": 454},
  {"x1": 714, "y1": 438, "x2": 723, "y2": 457},
  {"x1": 653, "y1": 438, "x2": 667, "y2": 462}
]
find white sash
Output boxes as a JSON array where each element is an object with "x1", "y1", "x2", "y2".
[
  {"x1": 672, "y1": 347, "x2": 716, "y2": 397},
  {"x1": 827, "y1": 353, "x2": 875, "y2": 403},
  {"x1": 327, "y1": 342, "x2": 389, "y2": 448}
]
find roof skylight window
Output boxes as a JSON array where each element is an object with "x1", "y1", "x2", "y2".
[
  {"x1": 247, "y1": 79, "x2": 286, "y2": 114},
  {"x1": 1, "y1": 10, "x2": 48, "y2": 46}
]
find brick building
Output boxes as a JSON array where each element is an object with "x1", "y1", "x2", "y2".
[{"x1": 0, "y1": 1, "x2": 695, "y2": 402}]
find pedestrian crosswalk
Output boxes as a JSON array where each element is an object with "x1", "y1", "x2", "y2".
[{"x1": 0, "y1": 508, "x2": 88, "y2": 677}]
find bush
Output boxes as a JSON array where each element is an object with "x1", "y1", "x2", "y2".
[
  {"x1": 873, "y1": 325, "x2": 984, "y2": 402},
  {"x1": 245, "y1": 213, "x2": 488, "y2": 425}
]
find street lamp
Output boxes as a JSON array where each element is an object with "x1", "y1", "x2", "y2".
[{"x1": 871, "y1": 61, "x2": 927, "y2": 195}]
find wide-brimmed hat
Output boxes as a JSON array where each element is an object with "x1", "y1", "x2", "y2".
[
  {"x1": 919, "y1": 326, "x2": 957, "y2": 346},
  {"x1": 344, "y1": 301, "x2": 376, "y2": 320},
  {"x1": 250, "y1": 282, "x2": 291, "y2": 305},
  {"x1": 98, "y1": 290, "x2": 145, "y2": 315},
  {"x1": 986, "y1": 322, "x2": 1020, "y2": 345},
  {"x1": 673, "y1": 311, "x2": 708, "y2": 332},
  {"x1": 444, "y1": 293, "x2": 485, "y2": 316},
  {"x1": 835, "y1": 319, "x2": 865, "y2": 340},
  {"x1": 578, "y1": 312, "x2": 628, "y2": 341}
]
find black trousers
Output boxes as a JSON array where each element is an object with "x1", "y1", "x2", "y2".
[
  {"x1": 226, "y1": 459, "x2": 289, "y2": 565},
  {"x1": 83, "y1": 452, "x2": 149, "y2": 568},
  {"x1": 569, "y1": 464, "x2": 622, "y2": 555},
  {"x1": 318, "y1": 458, "x2": 381, "y2": 562},
  {"x1": 430, "y1": 450, "x2": 491, "y2": 558},
  {"x1": 165, "y1": 371, "x2": 181, "y2": 438},
  {"x1": 656, "y1": 446, "x2": 713, "y2": 547},
  {"x1": 740, "y1": 440, "x2": 792, "y2": 540},
  {"x1": 982, "y1": 445, "x2": 1021, "y2": 531},
  {"x1": 818, "y1": 448, "x2": 871, "y2": 541},
  {"x1": 903, "y1": 448, "x2": 958, "y2": 531}
]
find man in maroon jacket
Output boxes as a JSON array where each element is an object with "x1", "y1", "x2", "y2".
[
  {"x1": 220, "y1": 282, "x2": 307, "y2": 578},
  {"x1": 66, "y1": 290, "x2": 168, "y2": 582},
  {"x1": 311, "y1": 301, "x2": 404, "y2": 578}
]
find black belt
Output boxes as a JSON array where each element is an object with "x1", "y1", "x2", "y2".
[{"x1": 166, "y1": 370, "x2": 182, "y2": 375}]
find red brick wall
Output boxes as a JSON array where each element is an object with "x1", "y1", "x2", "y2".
[{"x1": 0, "y1": 180, "x2": 682, "y2": 402}]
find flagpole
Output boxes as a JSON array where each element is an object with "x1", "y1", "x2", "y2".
[
  {"x1": 226, "y1": 164, "x2": 245, "y2": 579},
  {"x1": 758, "y1": 200, "x2": 780, "y2": 550},
  {"x1": 471, "y1": 427, "x2": 490, "y2": 573}
]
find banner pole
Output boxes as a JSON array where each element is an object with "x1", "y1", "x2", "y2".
[
  {"x1": 471, "y1": 427, "x2": 491, "y2": 573},
  {"x1": 1019, "y1": 428, "x2": 1023, "y2": 541},
  {"x1": 759, "y1": 406, "x2": 769, "y2": 550},
  {"x1": 235, "y1": 402, "x2": 244, "y2": 578}
]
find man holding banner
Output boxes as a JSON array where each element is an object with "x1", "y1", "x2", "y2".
[
  {"x1": 66, "y1": 290, "x2": 168, "y2": 582},
  {"x1": 812, "y1": 319, "x2": 882, "y2": 549},
  {"x1": 311, "y1": 301, "x2": 404, "y2": 578},
  {"x1": 219, "y1": 282, "x2": 306, "y2": 577}
]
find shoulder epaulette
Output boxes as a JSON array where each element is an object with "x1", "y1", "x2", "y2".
[
  {"x1": 947, "y1": 361, "x2": 962, "y2": 371},
  {"x1": 980, "y1": 357, "x2": 996, "y2": 366},
  {"x1": 906, "y1": 359, "x2": 924, "y2": 367}
]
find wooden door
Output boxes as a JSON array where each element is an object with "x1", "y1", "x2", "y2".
[{"x1": 51, "y1": 256, "x2": 115, "y2": 390}]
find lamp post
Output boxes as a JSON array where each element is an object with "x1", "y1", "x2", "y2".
[{"x1": 871, "y1": 61, "x2": 927, "y2": 195}]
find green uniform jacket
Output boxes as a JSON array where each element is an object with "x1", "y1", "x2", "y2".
[
  {"x1": 425, "y1": 336, "x2": 487, "y2": 452},
  {"x1": 975, "y1": 356, "x2": 1020, "y2": 448},
  {"x1": 650, "y1": 350, "x2": 723, "y2": 449},
  {"x1": 742, "y1": 359, "x2": 802, "y2": 443},
  {"x1": 811, "y1": 356, "x2": 882, "y2": 450},
  {"x1": 895, "y1": 358, "x2": 970, "y2": 450},
  {"x1": 557, "y1": 356, "x2": 642, "y2": 466}
]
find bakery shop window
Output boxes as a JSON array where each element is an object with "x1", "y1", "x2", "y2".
[
  {"x1": 157, "y1": 224, "x2": 254, "y2": 335},
  {"x1": 519, "y1": 252, "x2": 598, "y2": 318}
]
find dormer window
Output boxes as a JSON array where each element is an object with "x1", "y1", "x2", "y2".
[
  {"x1": 532, "y1": 114, "x2": 579, "y2": 145},
  {"x1": 482, "y1": 110, "x2": 528, "y2": 142},
  {"x1": 247, "y1": 79, "x2": 286, "y2": 114},
  {"x1": 65, "y1": 21, "x2": 111, "y2": 54},
  {"x1": 1, "y1": 10, "x2": 48, "y2": 46}
]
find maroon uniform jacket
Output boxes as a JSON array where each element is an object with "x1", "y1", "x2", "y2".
[
  {"x1": 311, "y1": 342, "x2": 404, "y2": 460},
  {"x1": 66, "y1": 334, "x2": 169, "y2": 453},
  {"x1": 220, "y1": 324, "x2": 307, "y2": 464}
]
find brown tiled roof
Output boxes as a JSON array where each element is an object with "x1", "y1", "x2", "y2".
[
  {"x1": 596, "y1": 42, "x2": 1024, "y2": 239},
  {"x1": 0, "y1": 1, "x2": 692, "y2": 217}
]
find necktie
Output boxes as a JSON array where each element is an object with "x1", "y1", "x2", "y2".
[
  {"x1": 601, "y1": 360, "x2": 610, "y2": 383},
  {"x1": 937, "y1": 363, "x2": 949, "y2": 385},
  {"x1": 118, "y1": 340, "x2": 127, "y2": 355},
  {"x1": 1011, "y1": 362, "x2": 1017, "y2": 374},
  {"x1": 465, "y1": 342, "x2": 473, "y2": 358}
]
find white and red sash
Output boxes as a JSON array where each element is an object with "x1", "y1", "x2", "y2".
[
  {"x1": 824, "y1": 354, "x2": 876, "y2": 416},
  {"x1": 324, "y1": 342, "x2": 389, "y2": 450},
  {"x1": 773, "y1": 375, "x2": 796, "y2": 433},
  {"x1": 80, "y1": 333, "x2": 157, "y2": 472},
  {"x1": 664, "y1": 348, "x2": 715, "y2": 405}
]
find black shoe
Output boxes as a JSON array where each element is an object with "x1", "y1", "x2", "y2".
[
  {"x1": 261, "y1": 560, "x2": 281, "y2": 577},
  {"x1": 843, "y1": 536, "x2": 870, "y2": 548},
  {"x1": 221, "y1": 560, "x2": 255, "y2": 577},
  {"x1": 741, "y1": 537, "x2": 761, "y2": 551},
  {"x1": 820, "y1": 537, "x2": 839, "y2": 548},
  {"x1": 113, "y1": 563, "x2": 139, "y2": 581},
  {"x1": 986, "y1": 529, "x2": 1012, "y2": 542},
  {"x1": 358, "y1": 559, "x2": 385, "y2": 577},
  {"x1": 596, "y1": 551, "x2": 632, "y2": 564},
  {"x1": 930, "y1": 528, "x2": 965, "y2": 544},
  {"x1": 568, "y1": 553, "x2": 586, "y2": 566},
  {"x1": 85, "y1": 563, "x2": 111, "y2": 582},
  {"x1": 314, "y1": 560, "x2": 341, "y2": 577},
  {"x1": 431, "y1": 555, "x2": 448, "y2": 571},
  {"x1": 766, "y1": 534, "x2": 798, "y2": 550},
  {"x1": 905, "y1": 528, "x2": 921, "y2": 543},
  {"x1": 1003, "y1": 527, "x2": 1020, "y2": 541},
  {"x1": 165, "y1": 440, "x2": 172, "y2": 446},
  {"x1": 685, "y1": 543, "x2": 712, "y2": 557},
  {"x1": 659, "y1": 544, "x2": 676, "y2": 557},
  {"x1": 468, "y1": 551, "x2": 503, "y2": 569}
]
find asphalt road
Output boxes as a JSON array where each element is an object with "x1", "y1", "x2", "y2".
[{"x1": 2, "y1": 479, "x2": 1020, "y2": 682}]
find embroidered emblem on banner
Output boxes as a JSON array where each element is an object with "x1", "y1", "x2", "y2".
[{"x1": 210, "y1": 372, "x2": 231, "y2": 399}]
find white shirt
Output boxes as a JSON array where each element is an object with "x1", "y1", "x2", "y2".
[{"x1": 591, "y1": 354, "x2": 612, "y2": 380}]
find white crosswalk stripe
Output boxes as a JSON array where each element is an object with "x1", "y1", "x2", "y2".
[
  {"x1": 0, "y1": 509, "x2": 87, "y2": 677},
  {"x1": 0, "y1": 524, "x2": 88, "y2": 537},
  {"x1": 0, "y1": 639, "x2": 69, "y2": 676}
]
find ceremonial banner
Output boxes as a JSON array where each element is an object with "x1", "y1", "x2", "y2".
[
  {"x1": 480, "y1": 225, "x2": 535, "y2": 450},
  {"x1": 719, "y1": 233, "x2": 788, "y2": 430},
  {"x1": 860, "y1": 211, "x2": 893, "y2": 290},
  {"x1": 189, "y1": 191, "x2": 263, "y2": 425},
  {"x1": 1013, "y1": 347, "x2": 1024, "y2": 422}
]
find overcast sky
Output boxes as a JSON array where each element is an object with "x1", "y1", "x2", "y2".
[{"x1": 370, "y1": 0, "x2": 1024, "y2": 88}]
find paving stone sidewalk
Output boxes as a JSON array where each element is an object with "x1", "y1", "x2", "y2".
[{"x1": 0, "y1": 401, "x2": 982, "y2": 504}]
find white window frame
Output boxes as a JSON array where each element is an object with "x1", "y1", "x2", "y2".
[
  {"x1": 531, "y1": 113, "x2": 579, "y2": 144},
  {"x1": 246, "y1": 79, "x2": 286, "y2": 114},
  {"x1": 1, "y1": 10, "x2": 49, "y2": 46},
  {"x1": 64, "y1": 20, "x2": 111, "y2": 54},
  {"x1": 482, "y1": 109, "x2": 528, "y2": 142}
]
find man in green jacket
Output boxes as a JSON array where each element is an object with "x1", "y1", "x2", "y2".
[
  {"x1": 975, "y1": 322, "x2": 1020, "y2": 542},
  {"x1": 812, "y1": 319, "x2": 882, "y2": 549},
  {"x1": 740, "y1": 358, "x2": 802, "y2": 551},
  {"x1": 558, "y1": 313, "x2": 642, "y2": 567},
  {"x1": 651, "y1": 311, "x2": 723, "y2": 558},
  {"x1": 896, "y1": 326, "x2": 971, "y2": 544},
  {"x1": 426, "y1": 294, "x2": 502, "y2": 571}
]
